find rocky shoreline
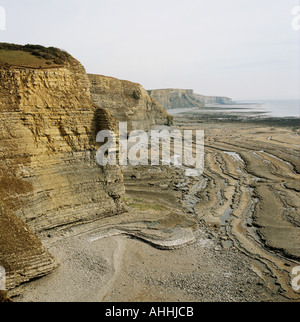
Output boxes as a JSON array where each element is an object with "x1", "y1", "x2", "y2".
[
  {"x1": 1, "y1": 44, "x2": 299, "y2": 303},
  {"x1": 14, "y1": 112, "x2": 300, "y2": 302}
]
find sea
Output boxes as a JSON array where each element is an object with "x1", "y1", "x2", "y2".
[
  {"x1": 234, "y1": 99, "x2": 300, "y2": 118},
  {"x1": 167, "y1": 99, "x2": 300, "y2": 118}
]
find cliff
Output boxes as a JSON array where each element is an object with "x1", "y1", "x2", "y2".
[
  {"x1": 204, "y1": 96, "x2": 233, "y2": 105},
  {"x1": 89, "y1": 75, "x2": 172, "y2": 132},
  {"x1": 147, "y1": 89, "x2": 205, "y2": 110},
  {"x1": 147, "y1": 89, "x2": 233, "y2": 109},
  {"x1": 0, "y1": 44, "x2": 126, "y2": 290}
]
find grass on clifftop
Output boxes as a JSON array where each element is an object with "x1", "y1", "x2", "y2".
[{"x1": 0, "y1": 43, "x2": 71, "y2": 68}]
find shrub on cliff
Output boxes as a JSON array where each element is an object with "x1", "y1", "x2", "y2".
[
  {"x1": 0, "y1": 43, "x2": 71, "y2": 67},
  {"x1": 132, "y1": 89, "x2": 141, "y2": 100}
]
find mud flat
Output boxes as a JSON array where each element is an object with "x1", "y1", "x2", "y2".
[{"x1": 15, "y1": 113, "x2": 300, "y2": 302}]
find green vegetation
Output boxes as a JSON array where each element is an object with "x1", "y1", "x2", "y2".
[
  {"x1": 166, "y1": 115, "x2": 174, "y2": 126},
  {"x1": 0, "y1": 50, "x2": 52, "y2": 68},
  {"x1": 132, "y1": 90, "x2": 141, "y2": 100},
  {"x1": 0, "y1": 43, "x2": 71, "y2": 68}
]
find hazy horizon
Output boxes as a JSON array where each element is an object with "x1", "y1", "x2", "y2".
[{"x1": 0, "y1": 0, "x2": 299, "y2": 101}]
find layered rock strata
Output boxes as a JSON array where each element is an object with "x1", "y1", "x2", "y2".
[
  {"x1": 89, "y1": 74, "x2": 172, "y2": 132},
  {"x1": 147, "y1": 88, "x2": 233, "y2": 109},
  {"x1": 0, "y1": 49, "x2": 126, "y2": 290},
  {"x1": 204, "y1": 96, "x2": 233, "y2": 105},
  {"x1": 147, "y1": 89, "x2": 205, "y2": 109},
  {"x1": 173, "y1": 114, "x2": 300, "y2": 300}
]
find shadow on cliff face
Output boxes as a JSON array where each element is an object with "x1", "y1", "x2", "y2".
[
  {"x1": 91, "y1": 106, "x2": 127, "y2": 213},
  {"x1": 91, "y1": 106, "x2": 117, "y2": 144},
  {"x1": 0, "y1": 290, "x2": 12, "y2": 302}
]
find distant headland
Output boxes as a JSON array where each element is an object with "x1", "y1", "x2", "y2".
[{"x1": 147, "y1": 88, "x2": 233, "y2": 109}]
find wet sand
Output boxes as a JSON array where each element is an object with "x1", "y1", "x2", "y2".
[{"x1": 14, "y1": 113, "x2": 300, "y2": 302}]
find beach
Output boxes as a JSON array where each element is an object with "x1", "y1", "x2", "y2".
[
  {"x1": 1, "y1": 0, "x2": 299, "y2": 304},
  {"x1": 14, "y1": 110, "x2": 300, "y2": 302}
]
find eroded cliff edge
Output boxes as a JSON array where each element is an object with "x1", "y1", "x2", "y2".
[
  {"x1": 0, "y1": 45, "x2": 127, "y2": 290},
  {"x1": 147, "y1": 88, "x2": 233, "y2": 109},
  {"x1": 147, "y1": 89, "x2": 205, "y2": 110},
  {"x1": 89, "y1": 74, "x2": 172, "y2": 132}
]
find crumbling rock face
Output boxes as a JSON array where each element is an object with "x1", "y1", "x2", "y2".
[
  {"x1": 89, "y1": 74, "x2": 172, "y2": 132},
  {"x1": 147, "y1": 89, "x2": 205, "y2": 109},
  {"x1": 147, "y1": 89, "x2": 233, "y2": 109},
  {"x1": 204, "y1": 96, "x2": 233, "y2": 105},
  {"x1": 0, "y1": 204, "x2": 57, "y2": 290},
  {"x1": 0, "y1": 54, "x2": 126, "y2": 290}
]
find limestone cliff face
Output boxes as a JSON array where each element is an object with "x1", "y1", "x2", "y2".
[
  {"x1": 204, "y1": 96, "x2": 233, "y2": 105},
  {"x1": 0, "y1": 54, "x2": 126, "y2": 290},
  {"x1": 89, "y1": 74, "x2": 172, "y2": 132},
  {"x1": 148, "y1": 89, "x2": 233, "y2": 109},
  {"x1": 147, "y1": 89, "x2": 205, "y2": 109}
]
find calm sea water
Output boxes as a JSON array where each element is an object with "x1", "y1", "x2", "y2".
[
  {"x1": 167, "y1": 99, "x2": 300, "y2": 118},
  {"x1": 236, "y1": 99, "x2": 300, "y2": 118}
]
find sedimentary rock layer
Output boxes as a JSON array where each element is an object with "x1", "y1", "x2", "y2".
[
  {"x1": 147, "y1": 89, "x2": 205, "y2": 109},
  {"x1": 120, "y1": 116, "x2": 300, "y2": 300},
  {"x1": 172, "y1": 116, "x2": 300, "y2": 300},
  {"x1": 89, "y1": 74, "x2": 172, "y2": 132},
  {"x1": 147, "y1": 88, "x2": 233, "y2": 109},
  {"x1": 204, "y1": 96, "x2": 233, "y2": 105},
  {"x1": 0, "y1": 49, "x2": 126, "y2": 290}
]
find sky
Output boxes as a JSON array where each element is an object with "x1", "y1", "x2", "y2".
[{"x1": 0, "y1": 0, "x2": 299, "y2": 100}]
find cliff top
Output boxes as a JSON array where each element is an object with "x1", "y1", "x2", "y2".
[
  {"x1": 0, "y1": 43, "x2": 72, "y2": 69},
  {"x1": 88, "y1": 73, "x2": 141, "y2": 87}
]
